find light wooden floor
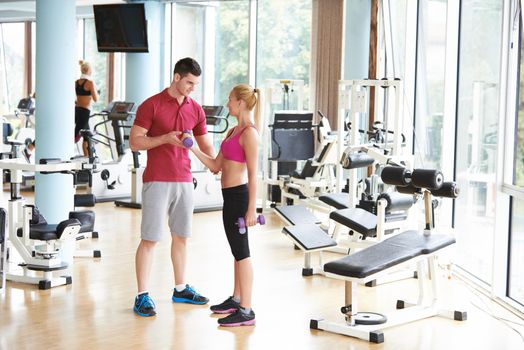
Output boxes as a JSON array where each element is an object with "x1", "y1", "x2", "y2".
[{"x1": 1, "y1": 199, "x2": 524, "y2": 350}]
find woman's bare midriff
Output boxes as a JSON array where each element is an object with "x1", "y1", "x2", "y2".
[
  {"x1": 76, "y1": 95, "x2": 92, "y2": 109},
  {"x1": 221, "y1": 160, "x2": 247, "y2": 188}
]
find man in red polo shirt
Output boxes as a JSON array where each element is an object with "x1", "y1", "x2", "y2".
[{"x1": 130, "y1": 57, "x2": 215, "y2": 317}]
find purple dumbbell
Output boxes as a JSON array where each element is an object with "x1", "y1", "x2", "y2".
[
  {"x1": 181, "y1": 130, "x2": 193, "y2": 148},
  {"x1": 237, "y1": 215, "x2": 265, "y2": 234}
]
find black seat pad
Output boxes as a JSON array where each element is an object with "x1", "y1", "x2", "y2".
[
  {"x1": 319, "y1": 193, "x2": 349, "y2": 210},
  {"x1": 17, "y1": 224, "x2": 59, "y2": 241},
  {"x1": 275, "y1": 205, "x2": 321, "y2": 225},
  {"x1": 17, "y1": 219, "x2": 81, "y2": 241},
  {"x1": 324, "y1": 231, "x2": 455, "y2": 279},
  {"x1": 69, "y1": 210, "x2": 95, "y2": 233},
  {"x1": 282, "y1": 224, "x2": 337, "y2": 251},
  {"x1": 330, "y1": 208, "x2": 377, "y2": 237}
]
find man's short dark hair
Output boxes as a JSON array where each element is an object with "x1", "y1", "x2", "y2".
[{"x1": 173, "y1": 57, "x2": 202, "y2": 78}]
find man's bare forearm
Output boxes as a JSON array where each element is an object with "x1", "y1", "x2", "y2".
[{"x1": 130, "y1": 134, "x2": 167, "y2": 152}]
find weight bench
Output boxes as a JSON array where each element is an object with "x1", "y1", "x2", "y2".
[
  {"x1": 310, "y1": 166, "x2": 466, "y2": 343},
  {"x1": 310, "y1": 230, "x2": 466, "y2": 343},
  {"x1": 275, "y1": 205, "x2": 337, "y2": 276}
]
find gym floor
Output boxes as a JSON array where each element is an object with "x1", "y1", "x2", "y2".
[{"x1": 0, "y1": 198, "x2": 523, "y2": 349}]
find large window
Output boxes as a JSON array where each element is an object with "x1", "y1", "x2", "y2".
[
  {"x1": 214, "y1": 2, "x2": 250, "y2": 106},
  {"x1": 388, "y1": 0, "x2": 408, "y2": 79},
  {"x1": 169, "y1": 1, "x2": 250, "y2": 157},
  {"x1": 414, "y1": 0, "x2": 447, "y2": 170},
  {"x1": 454, "y1": 0, "x2": 503, "y2": 284},
  {"x1": 76, "y1": 18, "x2": 124, "y2": 160},
  {"x1": 516, "y1": 19, "x2": 524, "y2": 186},
  {"x1": 82, "y1": 18, "x2": 108, "y2": 112},
  {"x1": 256, "y1": 0, "x2": 312, "y2": 110},
  {"x1": 170, "y1": 4, "x2": 205, "y2": 103},
  {"x1": 0, "y1": 22, "x2": 25, "y2": 115},
  {"x1": 170, "y1": 2, "x2": 250, "y2": 106},
  {"x1": 508, "y1": 9, "x2": 524, "y2": 307}
]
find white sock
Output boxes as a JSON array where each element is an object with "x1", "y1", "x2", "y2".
[
  {"x1": 175, "y1": 284, "x2": 186, "y2": 292},
  {"x1": 240, "y1": 306, "x2": 251, "y2": 314},
  {"x1": 137, "y1": 291, "x2": 148, "y2": 296},
  {"x1": 232, "y1": 296, "x2": 240, "y2": 303}
]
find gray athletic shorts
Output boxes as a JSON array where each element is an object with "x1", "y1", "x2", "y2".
[{"x1": 140, "y1": 182, "x2": 194, "y2": 241}]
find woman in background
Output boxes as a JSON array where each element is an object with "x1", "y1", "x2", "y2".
[{"x1": 75, "y1": 60, "x2": 98, "y2": 156}]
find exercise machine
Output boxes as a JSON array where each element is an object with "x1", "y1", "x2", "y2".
[
  {"x1": 277, "y1": 111, "x2": 339, "y2": 210},
  {"x1": 0, "y1": 157, "x2": 95, "y2": 289},
  {"x1": 260, "y1": 79, "x2": 309, "y2": 210},
  {"x1": 310, "y1": 166, "x2": 466, "y2": 343},
  {"x1": 13, "y1": 96, "x2": 36, "y2": 149},
  {"x1": 82, "y1": 101, "x2": 137, "y2": 202},
  {"x1": 1, "y1": 96, "x2": 38, "y2": 186},
  {"x1": 336, "y1": 79, "x2": 409, "y2": 201}
]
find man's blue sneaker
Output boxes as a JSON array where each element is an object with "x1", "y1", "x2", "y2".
[
  {"x1": 134, "y1": 293, "x2": 156, "y2": 317},
  {"x1": 172, "y1": 284, "x2": 209, "y2": 305}
]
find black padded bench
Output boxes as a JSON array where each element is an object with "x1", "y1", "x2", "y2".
[
  {"x1": 319, "y1": 193, "x2": 349, "y2": 210},
  {"x1": 323, "y1": 230, "x2": 455, "y2": 278},
  {"x1": 275, "y1": 205, "x2": 321, "y2": 225},
  {"x1": 282, "y1": 224, "x2": 336, "y2": 251},
  {"x1": 330, "y1": 208, "x2": 378, "y2": 238},
  {"x1": 276, "y1": 205, "x2": 335, "y2": 276}
]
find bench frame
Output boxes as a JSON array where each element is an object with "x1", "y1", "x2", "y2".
[{"x1": 311, "y1": 248, "x2": 466, "y2": 343}]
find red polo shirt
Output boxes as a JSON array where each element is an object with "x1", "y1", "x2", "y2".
[{"x1": 134, "y1": 88, "x2": 207, "y2": 182}]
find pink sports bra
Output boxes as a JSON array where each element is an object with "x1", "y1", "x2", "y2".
[{"x1": 221, "y1": 125, "x2": 256, "y2": 163}]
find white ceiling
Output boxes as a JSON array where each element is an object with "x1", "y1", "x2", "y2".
[{"x1": 0, "y1": 0, "x2": 126, "y2": 21}]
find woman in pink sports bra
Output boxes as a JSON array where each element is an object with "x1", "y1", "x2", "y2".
[{"x1": 190, "y1": 84, "x2": 260, "y2": 327}]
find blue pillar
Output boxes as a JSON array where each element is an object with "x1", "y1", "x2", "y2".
[
  {"x1": 344, "y1": 0, "x2": 371, "y2": 80},
  {"x1": 126, "y1": 1, "x2": 165, "y2": 106},
  {"x1": 34, "y1": 0, "x2": 76, "y2": 224}
]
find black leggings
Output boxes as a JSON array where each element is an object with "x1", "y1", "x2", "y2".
[
  {"x1": 222, "y1": 184, "x2": 251, "y2": 261},
  {"x1": 75, "y1": 106, "x2": 90, "y2": 141}
]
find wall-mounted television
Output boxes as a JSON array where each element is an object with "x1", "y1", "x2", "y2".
[{"x1": 93, "y1": 4, "x2": 148, "y2": 53}]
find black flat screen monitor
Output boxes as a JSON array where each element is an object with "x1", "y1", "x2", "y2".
[{"x1": 93, "y1": 4, "x2": 148, "y2": 53}]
